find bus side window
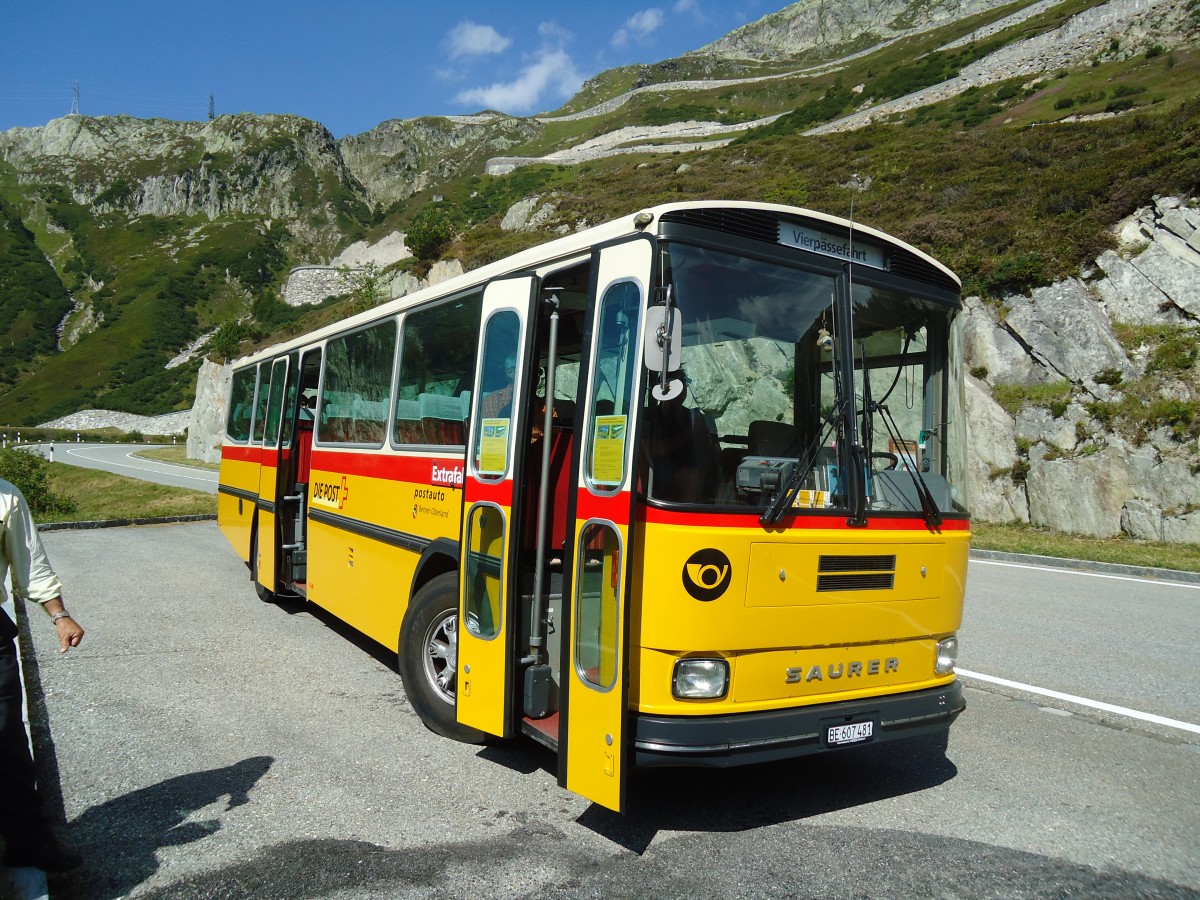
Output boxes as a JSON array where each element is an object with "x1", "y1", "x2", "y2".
[
  {"x1": 318, "y1": 320, "x2": 397, "y2": 446},
  {"x1": 395, "y1": 292, "x2": 483, "y2": 448}
]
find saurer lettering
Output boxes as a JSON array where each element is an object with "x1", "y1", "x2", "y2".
[{"x1": 785, "y1": 657, "x2": 899, "y2": 684}]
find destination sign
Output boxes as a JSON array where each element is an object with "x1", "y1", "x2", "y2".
[{"x1": 778, "y1": 222, "x2": 885, "y2": 269}]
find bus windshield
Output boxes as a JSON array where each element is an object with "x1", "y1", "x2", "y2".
[{"x1": 644, "y1": 241, "x2": 967, "y2": 517}]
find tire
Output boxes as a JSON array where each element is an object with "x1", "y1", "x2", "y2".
[
  {"x1": 399, "y1": 572, "x2": 486, "y2": 743},
  {"x1": 250, "y1": 530, "x2": 276, "y2": 604}
]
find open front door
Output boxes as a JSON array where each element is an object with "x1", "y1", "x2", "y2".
[
  {"x1": 561, "y1": 237, "x2": 652, "y2": 812},
  {"x1": 457, "y1": 275, "x2": 536, "y2": 737}
]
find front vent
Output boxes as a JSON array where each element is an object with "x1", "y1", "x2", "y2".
[
  {"x1": 659, "y1": 207, "x2": 781, "y2": 244},
  {"x1": 816, "y1": 554, "x2": 896, "y2": 592},
  {"x1": 884, "y1": 247, "x2": 960, "y2": 294}
]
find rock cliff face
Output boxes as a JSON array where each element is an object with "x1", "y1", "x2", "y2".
[
  {"x1": 339, "y1": 115, "x2": 542, "y2": 207},
  {"x1": 965, "y1": 197, "x2": 1200, "y2": 541},
  {"x1": 692, "y1": 0, "x2": 1015, "y2": 59},
  {"x1": 0, "y1": 113, "x2": 367, "y2": 252}
]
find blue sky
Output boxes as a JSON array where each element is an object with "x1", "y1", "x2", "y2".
[{"x1": 2, "y1": 0, "x2": 772, "y2": 138}]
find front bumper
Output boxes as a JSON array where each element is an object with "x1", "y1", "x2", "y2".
[{"x1": 634, "y1": 680, "x2": 964, "y2": 769}]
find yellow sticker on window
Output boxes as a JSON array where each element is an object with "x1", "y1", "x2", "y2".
[
  {"x1": 591, "y1": 415, "x2": 627, "y2": 486},
  {"x1": 479, "y1": 418, "x2": 510, "y2": 475}
]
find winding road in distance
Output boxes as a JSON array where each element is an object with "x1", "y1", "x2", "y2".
[{"x1": 32, "y1": 442, "x2": 218, "y2": 493}]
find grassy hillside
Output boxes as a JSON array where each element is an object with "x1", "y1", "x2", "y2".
[
  {"x1": 0, "y1": 116, "x2": 370, "y2": 423},
  {"x1": 0, "y1": 194, "x2": 71, "y2": 388}
]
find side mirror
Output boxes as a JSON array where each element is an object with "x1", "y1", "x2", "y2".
[
  {"x1": 642, "y1": 304, "x2": 680, "y2": 373},
  {"x1": 643, "y1": 304, "x2": 684, "y2": 401}
]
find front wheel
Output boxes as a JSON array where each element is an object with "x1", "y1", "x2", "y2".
[{"x1": 398, "y1": 573, "x2": 485, "y2": 743}]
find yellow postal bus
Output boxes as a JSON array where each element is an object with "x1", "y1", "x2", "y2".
[{"x1": 218, "y1": 201, "x2": 970, "y2": 812}]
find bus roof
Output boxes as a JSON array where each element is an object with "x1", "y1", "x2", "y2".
[{"x1": 230, "y1": 200, "x2": 960, "y2": 369}]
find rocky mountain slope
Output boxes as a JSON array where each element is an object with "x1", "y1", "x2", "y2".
[{"x1": 693, "y1": 0, "x2": 1016, "y2": 58}]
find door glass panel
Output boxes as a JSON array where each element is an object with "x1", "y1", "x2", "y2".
[
  {"x1": 250, "y1": 363, "x2": 270, "y2": 444},
  {"x1": 473, "y1": 310, "x2": 521, "y2": 478},
  {"x1": 464, "y1": 504, "x2": 505, "y2": 639},
  {"x1": 226, "y1": 366, "x2": 258, "y2": 443},
  {"x1": 586, "y1": 282, "x2": 641, "y2": 491},
  {"x1": 574, "y1": 522, "x2": 621, "y2": 690},
  {"x1": 280, "y1": 351, "x2": 300, "y2": 449},
  {"x1": 262, "y1": 359, "x2": 288, "y2": 448}
]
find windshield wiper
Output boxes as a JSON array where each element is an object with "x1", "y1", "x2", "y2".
[{"x1": 871, "y1": 400, "x2": 942, "y2": 529}]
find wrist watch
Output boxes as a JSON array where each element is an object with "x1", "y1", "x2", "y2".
[{"x1": 50, "y1": 611, "x2": 71, "y2": 623}]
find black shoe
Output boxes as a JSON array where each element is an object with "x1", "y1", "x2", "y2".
[{"x1": 3, "y1": 840, "x2": 83, "y2": 873}]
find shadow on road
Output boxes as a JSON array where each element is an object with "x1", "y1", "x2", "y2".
[
  {"x1": 52, "y1": 756, "x2": 273, "y2": 899},
  {"x1": 577, "y1": 732, "x2": 957, "y2": 853}
]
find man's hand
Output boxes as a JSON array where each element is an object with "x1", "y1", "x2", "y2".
[
  {"x1": 54, "y1": 616, "x2": 85, "y2": 653},
  {"x1": 44, "y1": 598, "x2": 85, "y2": 653}
]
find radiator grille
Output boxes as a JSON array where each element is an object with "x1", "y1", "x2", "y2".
[
  {"x1": 819, "y1": 554, "x2": 895, "y2": 572},
  {"x1": 816, "y1": 554, "x2": 896, "y2": 592},
  {"x1": 817, "y1": 572, "x2": 895, "y2": 592}
]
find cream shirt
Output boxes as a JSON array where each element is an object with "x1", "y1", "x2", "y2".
[{"x1": 0, "y1": 478, "x2": 63, "y2": 606}]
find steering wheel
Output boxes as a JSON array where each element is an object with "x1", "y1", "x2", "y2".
[{"x1": 870, "y1": 451, "x2": 899, "y2": 473}]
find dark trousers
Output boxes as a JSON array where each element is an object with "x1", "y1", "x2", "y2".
[{"x1": 0, "y1": 630, "x2": 51, "y2": 849}]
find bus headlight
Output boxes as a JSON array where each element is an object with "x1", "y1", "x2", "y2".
[
  {"x1": 935, "y1": 636, "x2": 959, "y2": 675},
  {"x1": 673, "y1": 658, "x2": 729, "y2": 699}
]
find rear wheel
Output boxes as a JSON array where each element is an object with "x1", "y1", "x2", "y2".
[{"x1": 399, "y1": 572, "x2": 485, "y2": 743}]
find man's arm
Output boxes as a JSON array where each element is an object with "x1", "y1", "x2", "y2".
[{"x1": 3, "y1": 487, "x2": 83, "y2": 653}]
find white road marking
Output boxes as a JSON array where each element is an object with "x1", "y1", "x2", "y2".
[
  {"x1": 957, "y1": 668, "x2": 1200, "y2": 735},
  {"x1": 970, "y1": 557, "x2": 1200, "y2": 589}
]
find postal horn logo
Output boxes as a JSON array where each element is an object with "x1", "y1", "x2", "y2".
[{"x1": 682, "y1": 549, "x2": 732, "y2": 601}]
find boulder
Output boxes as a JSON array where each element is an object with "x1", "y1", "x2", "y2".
[
  {"x1": 962, "y1": 295, "x2": 1047, "y2": 385},
  {"x1": 1026, "y1": 445, "x2": 1135, "y2": 537},
  {"x1": 187, "y1": 359, "x2": 232, "y2": 464},
  {"x1": 1003, "y1": 278, "x2": 1136, "y2": 393},
  {"x1": 964, "y1": 376, "x2": 1028, "y2": 522}
]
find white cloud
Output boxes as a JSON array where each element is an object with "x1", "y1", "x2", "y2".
[
  {"x1": 611, "y1": 8, "x2": 665, "y2": 48},
  {"x1": 672, "y1": 0, "x2": 708, "y2": 20},
  {"x1": 445, "y1": 21, "x2": 511, "y2": 59},
  {"x1": 538, "y1": 20, "x2": 573, "y2": 45},
  {"x1": 455, "y1": 48, "x2": 583, "y2": 114}
]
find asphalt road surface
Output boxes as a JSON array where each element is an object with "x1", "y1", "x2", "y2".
[
  {"x1": 14, "y1": 522, "x2": 1200, "y2": 899},
  {"x1": 34, "y1": 443, "x2": 218, "y2": 494}
]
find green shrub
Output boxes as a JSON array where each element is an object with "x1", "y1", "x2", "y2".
[
  {"x1": 406, "y1": 208, "x2": 456, "y2": 260},
  {"x1": 0, "y1": 449, "x2": 77, "y2": 516}
]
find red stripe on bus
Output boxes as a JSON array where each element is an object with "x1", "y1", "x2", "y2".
[
  {"x1": 465, "y1": 480, "x2": 515, "y2": 505},
  {"x1": 222, "y1": 444, "x2": 262, "y2": 463},
  {"x1": 641, "y1": 505, "x2": 970, "y2": 531},
  {"x1": 574, "y1": 490, "x2": 631, "y2": 525},
  {"x1": 309, "y1": 448, "x2": 468, "y2": 487}
]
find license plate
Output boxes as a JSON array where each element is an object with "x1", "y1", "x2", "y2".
[{"x1": 826, "y1": 721, "x2": 874, "y2": 746}]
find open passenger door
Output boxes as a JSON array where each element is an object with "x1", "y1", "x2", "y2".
[
  {"x1": 456, "y1": 275, "x2": 536, "y2": 737},
  {"x1": 253, "y1": 354, "x2": 295, "y2": 595},
  {"x1": 560, "y1": 237, "x2": 652, "y2": 812}
]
